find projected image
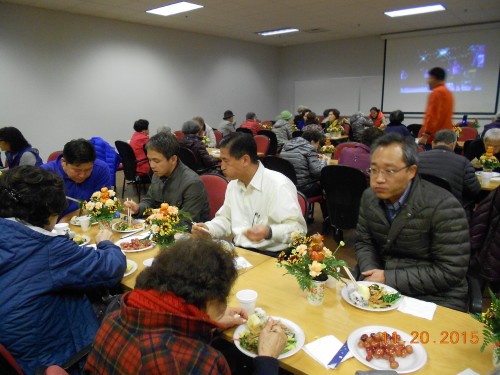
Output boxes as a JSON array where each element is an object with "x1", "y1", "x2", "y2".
[{"x1": 399, "y1": 44, "x2": 486, "y2": 93}]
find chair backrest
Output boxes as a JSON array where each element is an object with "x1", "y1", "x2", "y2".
[
  {"x1": 463, "y1": 139, "x2": 474, "y2": 159},
  {"x1": 0, "y1": 343, "x2": 23, "y2": 375},
  {"x1": 333, "y1": 142, "x2": 359, "y2": 161},
  {"x1": 297, "y1": 191, "x2": 308, "y2": 218},
  {"x1": 321, "y1": 165, "x2": 368, "y2": 229},
  {"x1": 47, "y1": 150, "x2": 63, "y2": 163},
  {"x1": 174, "y1": 131, "x2": 184, "y2": 140},
  {"x1": 115, "y1": 141, "x2": 139, "y2": 181},
  {"x1": 200, "y1": 174, "x2": 229, "y2": 219},
  {"x1": 213, "y1": 130, "x2": 223, "y2": 148},
  {"x1": 179, "y1": 147, "x2": 200, "y2": 172},
  {"x1": 261, "y1": 156, "x2": 298, "y2": 185},
  {"x1": 257, "y1": 130, "x2": 278, "y2": 155},
  {"x1": 419, "y1": 173, "x2": 452, "y2": 192},
  {"x1": 343, "y1": 124, "x2": 350, "y2": 136},
  {"x1": 407, "y1": 124, "x2": 422, "y2": 138},
  {"x1": 236, "y1": 127, "x2": 253, "y2": 135},
  {"x1": 253, "y1": 135, "x2": 270, "y2": 155},
  {"x1": 458, "y1": 127, "x2": 478, "y2": 142},
  {"x1": 292, "y1": 130, "x2": 303, "y2": 138}
]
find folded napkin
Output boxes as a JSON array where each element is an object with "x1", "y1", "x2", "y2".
[
  {"x1": 302, "y1": 335, "x2": 353, "y2": 369},
  {"x1": 235, "y1": 256, "x2": 252, "y2": 270},
  {"x1": 456, "y1": 369, "x2": 480, "y2": 375},
  {"x1": 397, "y1": 296, "x2": 437, "y2": 320}
]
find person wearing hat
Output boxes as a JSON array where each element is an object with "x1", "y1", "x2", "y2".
[
  {"x1": 272, "y1": 110, "x2": 294, "y2": 150},
  {"x1": 218, "y1": 110, "x2": 236, "y2": 137},
  {"x1": 239, "y1": 112, "x2": 264, "y2": 136}
]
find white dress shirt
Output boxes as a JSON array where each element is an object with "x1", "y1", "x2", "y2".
[{"x1": 205, "y1": 162, "x2": 307, "y2": 252}]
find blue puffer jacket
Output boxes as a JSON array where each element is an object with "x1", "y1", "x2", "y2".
[
  {"x1": 90, "y1": 137, "x2": 121, "y2": 187},
  {"x1": 0, "y1": 218, "x2": 126, "y2": 374}
]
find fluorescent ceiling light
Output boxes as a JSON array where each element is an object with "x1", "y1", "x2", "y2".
[
  {"x1": 385, "y1": 4, "x2": 445, "y2": 18},
  {"x1": 257, "y1": 28, "x2": 299, "y2": 36},
  {"x1": 147, "y1": 2, "x2": 203, "y2": 17}
]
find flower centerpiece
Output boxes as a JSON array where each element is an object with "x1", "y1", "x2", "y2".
[
  {"x1": 471, "y1": 289, "x2": 500, "y2": 367},
  {"x1": 277, "y1": 232, "x2": 347, "y2": 305},
  {"x1": 84, "y1": 187, "x2": 121, "y2": 228},
  {"x1": 201, "y1": 135, "x2": 210, "y2": 146},
  {"x1": 320, "y1": 144, "x2": 336, "y2": 155},
  {"x1": 262, "y1": 122, "x2": 273, "y2": 130},
  {"x1": 480, "y1": 146, "x2": 500, "y2": 171},
  {"x1": 472, "y1": 118, "x2": 480, "y2": 129},
  {"x1": 327, "y1": 121, "x2": 344, "y2": 136},
  {"x1": 290, "y1": 123, "x2": 298, "y2": 132},
  {"x1": 144, "y1": 203, "x2": 191, "y2": 249},
  {"x1": 453, "y1": 126, "x2": 462, "y2": 137}
]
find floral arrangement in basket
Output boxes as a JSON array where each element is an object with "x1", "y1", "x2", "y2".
[
  {"x1": 277, "y1": 232, "x2": 347, "y2": 291},
  {"x1": 320, "y1": 144, "x2": 336, "y2": 154},
  {"x1": 201, "y1": 135, "x2": 211, "y2": 146},
  {"x1": 84, "y1": 187, "x2": 121, "y2": 225},
  {"x1": 480, "y1": 146, "x2": 500, "y2": 171},
  {"x1": 471, "y1": 289, "x2": 500, "y2": 365},
  {"x1": 144, "y1": 203, "x2": 192, "y2": 248},
  {"x1": 453, "y1": 126, "x2": 462, "y2": 137},
  {"x1": 261, "y1": 122, "x2": 273, "y2": 130}
]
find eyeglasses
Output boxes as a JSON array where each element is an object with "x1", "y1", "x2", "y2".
[{"x1": 367, "y1": 166, "x2": 409, "y2": 177}]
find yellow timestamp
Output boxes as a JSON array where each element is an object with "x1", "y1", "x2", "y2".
[{"x1": 410, "y1": 331, "x2": 479, "y2": 345}]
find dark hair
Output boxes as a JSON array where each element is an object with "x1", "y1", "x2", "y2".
[
  {"x1": 246, "y1": 112, "x2": 256, "y2": 120},
  {"x1": 146, "y1": 132, "x2": 180, "y2": 159},
  {"x1": 428, "y1": 67, "x2": 446, "y2": 81},
  {"x1": 305, "y1": 112, "x2": 318, "y2": 125},
  {"x1": 192, "y1": 116, "x2": 206, "y2": 130},
  {"x1": 329, "y1": 109, "x2": 340, "y2": 120},
  {"x1": 63, "y1": 139, "x2": 96, "y2": 164},
  {"x1": 219, "y1": 132, "x2": 258, "y2": 163},
  {"x1": 371, "y1": 133, "x2": 419, "y2": 166},
  {"x1": 433, "y1": 130, "x2": 457, "y2": 144},
  {"x1": 323, "y1": 109, "x2": 333, "y2": 118},
  {"x1": 361, "y1": 127, "x2": 384, "y2": 147},
  {"x1": 0, "y1": 166, "x2": 68, "y2": 228},
  {"x1": 133, "y1": 119, "x2": 149, "y2": 132},
  {"x1": 0, "y1": 127, "x2": 31, "y2": 153},
  {"x1": 182, "y1": 120, "x2": 201, "y2": 135},
  {"x1": 369, "y1": 107, "x2": 380, "y2": 118},
  {"x1": 300, "y1": 108, "x2": 311, "y2": 116},
  {"x1": 302, "y1": 130, "x2": 326, "y2": 143},
  {"x1": 135, "y1": 239, "x2": 237, "y2": 308},
  {"x1": 389, "y1": 110, "x2": 404, "y2": 125}
]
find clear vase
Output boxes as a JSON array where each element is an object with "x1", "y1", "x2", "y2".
[{"x1": 307, "y1": 280, "x2": 327, "y2": 305}]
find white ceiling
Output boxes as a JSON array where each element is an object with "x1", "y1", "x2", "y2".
[{"x1": 3, "y1": 0, "x2": 500, "y2": 46}]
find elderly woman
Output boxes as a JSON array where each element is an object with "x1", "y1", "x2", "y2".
[
  {"x1": 0, "y1": 166, "x2": 126, "y2": 374},
  {"x1": 369, "y1": 107, "x2": 387, "y2": 129},
  {"x1": 179, "y1": 120, "x2": 218, "y2": 168},
  {"x1": 85, "y1": 239, "x2": 286, "y2": 374},
  {"x1": 129, "y1": 119, "x2": 150, "y2": 175},
  {"x1": 350, "y1": 111, "x2": 373, "y2": 142},
  {"x1": 193, "y1": 116, "x2": 216, "y2": 147},
  {"x1": 466, "y1": 128, "x2": 500, "y2": 172},
  {"x1": 0, "y1": 126, "x2": 43, "y2": 168},
  {"x1": 272, "y1": 110, "x2": 293, "y2": 150}
]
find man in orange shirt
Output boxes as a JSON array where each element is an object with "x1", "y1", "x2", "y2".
[{"x1": 418, "y1": 67, "x2": 454, "y2": 148}]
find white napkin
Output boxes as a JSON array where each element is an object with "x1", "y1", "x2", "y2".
[
  {"x1": 397, "y1": 296, "x2": 437, "y2": 320},
  {"x1": 456, "y1": 369, "x2": 480, "y2": 375},
  {"x1": 302, "y1": 335, "x2": 353, "y2": 369},
  {"x1": 235, "y1": 256, "x2": 252, "y2": 270}
]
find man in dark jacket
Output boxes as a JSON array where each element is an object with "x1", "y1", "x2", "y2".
[
  {"x1": 124, "y1": 132, "x2": 210, "y2": 227},
  {"x1": 418, "y1": 130, "x2": 481, "y2": 220},
  {"x1": 355, "y1": 133, "x2": 470, "y2": 311}
]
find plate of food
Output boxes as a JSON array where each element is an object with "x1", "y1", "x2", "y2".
[
  {"x1": 112, "y1": 219, "x2": 145, "y2": 233},
  {"x1": 73, "y1": 234, "x2": 90, "y2": 246},
  {"x1": 475, "y1": 171, "x2": 500, "y2": 178},
  {"x1": 347, "y1": 325, "x2": 427, "y2": 373},
  {"x1": 115, "y1": 236, "x2": 155, "y2": 252},
  {"x1": 70, "y1": 215, "x2": 97, "y2": 226},
  {"x1": 233, "y1": 308, "x2": 305, "y2": 360},
  {"x1": 341, "y1": 281, "x2": 402, "y2": 311},
  {"x1": 124, "y1": 260, "x2": 138, "y2": 277}
]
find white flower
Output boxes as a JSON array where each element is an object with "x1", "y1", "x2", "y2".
[
  {"x1": 151, "y1": 224, "x2": 160, "y2": 234},
  {"x1": 296, "y1": 244, "x2": 307, "y2": 255},
  {"x1": 108, "y1": 190, "x2": 116, "y2": 197},
  {"x1": 91, "y1": 192, "x2": 101, "y2": 200},
  {"x1": 85, "y1": 202, "x2": 95, "y2": 211},
  {"x1": 95, "y1": 202, "x2": 103, "y2": 210},
  {"x1": 309, "y1": 261, "x2": 326, "y2": 278},
  {"x1": 323, "y1": 247, "x2": 332, "y2": 258},
  {"x1": 167, "y1": 206, "x2": 178, "y2": 215},
  {"x1": 105, "y1": 199, "x2": 115, "y2": 207}
]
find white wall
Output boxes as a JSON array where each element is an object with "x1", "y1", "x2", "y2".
[{"x1": 0, "y1": 3, "x2": 279, "y2": 160}]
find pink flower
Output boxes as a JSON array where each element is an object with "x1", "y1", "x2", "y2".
[
  {"x1": 309, "y1": 261, "x2": 326, "y2": 278},
  {"x1": 296, "y1": 244, "x2": 307, "y2": 255}
]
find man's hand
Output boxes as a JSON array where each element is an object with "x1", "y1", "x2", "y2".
[
  {"x1": 417, "y1": 135, "x2": 428, "y2": 145},
  {"x1": 191, "y1": 223, "x2": 212, "y2": 239},
  {"x1": 95, "y1": 229, "x2": 113, "y2": 244},
  {"x1": 216, "y1": 306, "x2": 248, "y2": 329},
  {"x1": 123, "y1": 200, "x2": 139, "y2": 215},
  {"x1": 244, "y1": 224, "x2": 270, "y2": 242},
  {"x1": 362, "y1": 269, "x2": 385, "y2": 283},
  {"x1": 258, "y1": 319, "x2": 287, "y2": 358}
]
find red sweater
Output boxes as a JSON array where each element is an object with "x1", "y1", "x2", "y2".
[
  {"x1": 239, "y1": 120, "x2": 264, "y2": 136},
  {"x1": 129, "y1": 132, "x2": 150, "y2": 175},
  {"x1": 422, "y1": 83, "x2": 454, "y2": 143}
]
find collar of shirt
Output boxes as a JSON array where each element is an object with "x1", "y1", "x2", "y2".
[
  {"x1": 237, "y1": 161, "x2": 264, "y2": 192},
  {"x1": 383, "y1": 180, "x2": 413, "y2": 213}
]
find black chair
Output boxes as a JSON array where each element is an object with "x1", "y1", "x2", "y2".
[
  {"x1": 257, "y1": 130, "x2": 278, "y2": 156},
  {"x1": 114, "y1": 141, "x2": 151, "y2": 200},
  {"x1": 261, "y1": 156, "x2": 297, "y2": 184},
  {"x1": 292, "y1": 130, "x2": 303, "y2": 138},
  {"x1": 179, "y1": 147, "x2": 218, "y2": 175},
  {"x1": 407, "y1": 124, "x2": 422, "y2": 138},
  {"x1": 236, "y1": 127, "x2": 253, "y2": 135},
  {"x1": 321, "y1": 165, "x2": 368, "y2": 242},
  {"x1": 419, "y1": 173, "x2": 452, "y2": 192}
]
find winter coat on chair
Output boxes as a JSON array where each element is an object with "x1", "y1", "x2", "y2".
[{"x1": 90, "y1": 137, "x2": 121, "y2": 188}]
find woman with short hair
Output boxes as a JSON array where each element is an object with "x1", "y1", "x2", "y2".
[{"x1": 129, "y1": 119, "x2": 150, "y2": 175}]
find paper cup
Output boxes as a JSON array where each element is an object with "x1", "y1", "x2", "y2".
[
  {"x1": 236, "y1": 289, "x2": 258, "y2": 316},
  {"x1": 54, "y1": 223, "x2": 69, "y2": 236},
  {"x1": 79, "y1": 216, "x2": 91, "y2": 232},
  {"x1": 482, "y1": 171, "x2": 492, "y2": 186}
]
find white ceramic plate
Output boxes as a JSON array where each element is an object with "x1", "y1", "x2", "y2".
[
  {"x1": 347, "y1": 325, "x2": 427, "y2": 373},
  {"x1": 70, "y1": 215, "x2": 97, "y2": 226},
  {"x1": 112, "y1": 219, "x2": 146, "y2": 233},
  {"x1": 233, "y1": 316, "x2": 305, "y2": 360},
  {"x1": 73, "y1": 234, "x2": 90, "y2": 246},
  {"x1": 124, "y1": 260, "x2": 138, "y2": 277},
  {"x1": 475, "y1": 171, "x2": 500, "y2": 178},
  {"x1": 114, "y1": 236, "x2": 155, "y2": 252},
  {"x1": 143, "y1": 258, "x2": 154, "y2": 267},
  {"x1": 341, "y1": 281, "x2": 403, "y2": 312}
]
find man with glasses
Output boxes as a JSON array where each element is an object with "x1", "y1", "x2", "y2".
[
  {"x1": 42, "y1": 138, "x2": 111, "y2": 222},
  {"x1": 355, "y1": 133, "x2": 470, "y2": 311}
]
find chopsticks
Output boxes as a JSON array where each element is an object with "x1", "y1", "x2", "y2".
[
  {"x1": 66, "y1": 196, "x2": 80, "y2": 203},
  {"x1": 343, "y1": 266, "x2": 359, "y2": 289},
  {"x1": 120, "y1": 229, "x2": 144, "y2": 239},
  {"x1": 67, "y1": 196, "x2": 83, "y2": 216},
  {"x1": 126, "y1": 198, "x2": 132, "y2": 228}
]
